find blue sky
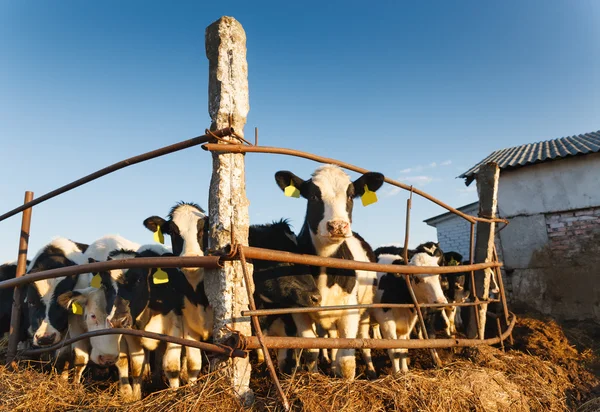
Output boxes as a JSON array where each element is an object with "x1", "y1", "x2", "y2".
[{"x1": 1, "y1": 1, "x2": 599, "y2": 263}]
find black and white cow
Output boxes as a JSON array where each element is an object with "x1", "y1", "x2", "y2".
[
  {"x1": 108, "y1": 244, "x2": 186, "y2": 390},
  {"x1": 142, "y1": 203, "x2": 212, "y2": 385},
  {"x1": 56, "y1": 234, "x2": 142, "y2": 392},
  {"x1": 274, "y1": 164, "x2": 384, "y2": 380},
  {"x1": 372, "y1": 241, "x2": 448, "y2": 373},
  {"x1": 26, "y1": 238, "x2": 90, "y2": 347},
  {"x1": 0, "y1": 261, "x2": 30, "y2": 340},
  {"x1": 249, "y1": 219, "x2": 321, "y2": 373}
]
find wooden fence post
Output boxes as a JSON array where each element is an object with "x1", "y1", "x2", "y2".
[
  {"x1": 467, "y1": 163, "x2": 500, "y2": 339},
  {"x1": 6, "y1": 191, "x2": 34, "y2": 367},
  {"x1": 204, "y1": 16, "x2": 253, "y2": 404}
]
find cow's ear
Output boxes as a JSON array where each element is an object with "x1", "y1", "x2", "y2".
[
  {"x1": 352, "y1": 172, "x2": 385, "y2": 197},
  {"x1": 275, "y1": 171, "x2": 306, "y2": 194},
  {"x1": 57, "y1": 291, "x2": 87, "y2": 311},
  {"x1": 143, "y1": 216, "x2": 170, "y2": 234}
]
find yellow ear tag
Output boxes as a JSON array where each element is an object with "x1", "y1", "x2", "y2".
[
  {"x1": 284, "y1": 181, "x2": 300, "y2": 198},
  {"x1": 154, "y1": 225, "x2": 165, "y2": 244},
  {"x1": 153, "y1": 268, "x2": 169, "y2": 285},
  {"x1": 361, "y1": 184, "x2": 378, "y2": 207},
  {"x1": 72, "y1": 302, "x2": 84, "y2": 315},
  {"x1": 90, "y1": 273, "x2": 102, "y2": 289}
]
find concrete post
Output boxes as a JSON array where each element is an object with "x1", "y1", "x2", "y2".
[
  {"x1": 204, "y1": 16, "x2": 252, "y2": 403},
  {"x1": 467, "y1": 162, "x2": 500, "y2": 339}
]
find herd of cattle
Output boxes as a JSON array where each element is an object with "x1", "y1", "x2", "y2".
[{"x1": 0, "y1": 164, "x2": 495, "y2": 400}]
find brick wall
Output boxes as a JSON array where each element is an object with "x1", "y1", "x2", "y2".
[
  {"x1": 545, "y1": 207, "x2": 600, "y2": 261},
  {"x1": 434, "y1": 217, "x2": 473, "y2": 261}
]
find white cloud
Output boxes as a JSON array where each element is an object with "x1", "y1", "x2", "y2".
[
  {"x1": 402, "y1": 175, "x2": 434, "y2": 185},
  {"x1": 429, "y1": 162, "x2": 437, "y2": 168},
  {"x1": 382, "y1": 186, "x2": 403, "y2": 197},
  {"x1": 440, "y1": 160, "x2": 452, "y2": 166}
]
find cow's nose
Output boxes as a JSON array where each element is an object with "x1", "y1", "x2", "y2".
[
  {"x1": 310, "y1": 294, "x2": 322, "y2": 305},
  {"x1": 98, "y1": 354, "x2": 117, "y2": 366},
  {"x1": 326, "y1": 220, "x2": 349, "y2": 236},
  {"x1": 35, "y1": 333, "x2": 56, "y2": 346}
]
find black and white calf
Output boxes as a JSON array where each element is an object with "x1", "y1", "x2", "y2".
[
  {"x1": 249, "y1": 219, "x2": 321, "y2": 373},
  {"x1": 372, "y1": 241, "x2": 448, "y2": 373},
  {"x1": 0, "y1": 261, "x2": 30, "y2": 340},
  {"x1": 55, "y1": 234, "x2": 142, "y2": 392},
  {"x1": 142, "y1": 202, "x2": 212, "y2": 384},
  {"x1": 26, "y1": 238, "x2": 90, "y2": 347},
  {"x1": 274, "y1": 164, "x2": 384, "y2": 380},
  {"x1": 108, "y1": 244, "x2": 187, "y2": 389}
]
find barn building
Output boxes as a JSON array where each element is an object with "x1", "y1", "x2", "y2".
[{"x1": 426, "y1": 130, "x2": 600, "y2": 321}]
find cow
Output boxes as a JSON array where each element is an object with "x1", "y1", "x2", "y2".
[
  {"x1": 107, "y1": 245, "x2": 186, "y2": 390},
  {"x1": 0, "y1": 261, "x2": 30, "y2": 340},
  {"x1": 142, "y1": 202, "x2": 211, "y2": 385},
  {"x1": 56, "y1": 234, "x2": 143, "y2": 395},
  {"x1": 372, "y1": 241, "x2": 448, "y2": 373},
  {"x1": 274, "y1": 164, "x2": 384, "y2": 380},
  {"x1": 249, "y1": 219, "x2": 321, "y2": 373},
  {"x1": 143, "y1": 203, "x2": 325, "y2": 376}
]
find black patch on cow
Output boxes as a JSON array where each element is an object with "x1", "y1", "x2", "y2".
[
  {"x1": 377, "y1": 257, "x2": 413, "y2": 313},
  {"x1": 74, "y1": 242, "x2": 89, "y2": 254},
  {"x1": 414, "y1": 242, "x2": 445, "y2": 265},
  {"x1": 374, "y1": 245, "x2": 416, "y2": 260},
  {"x1": 302, "y1": 182, "x2": 324, "y2": 236},
  {"x1": 26, "y1": 244, "x2": 83, "y2": 335},
  {"x1": 353, "y1": 231, "x2": 377, "y2": 263}
]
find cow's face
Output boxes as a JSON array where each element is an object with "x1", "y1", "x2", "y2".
[
  {"x1": 256, "y1": 265, "x2": 321, "y2": 308},
  {"x1": 275, "y1": 165, "x2": 384, "y2": 244},
  {"x1": 143, "y1": 202, "x2": 207, "y2": 278},
  {"x1": 409, "y1": 252, "x2": 448, "y2": 305},
  {"x1": 27, "y1": 278, "x2": 72, "y2": 346},
  {"x1": 58, "y1": 284, "x2": 120, "y2": 366},
  {"x1": 108, "y1": 266, "x2": 150, "y2": 329}
]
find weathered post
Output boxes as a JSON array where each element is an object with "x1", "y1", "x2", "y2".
[
  {"x1": 204, "y1": 16, "x2": 253, "y2": 403},
  {"x1": 467, "y1": 163, "x2": 500, "y2": 339},
  {"x1": 6, "y1": 191, "x2": 34, "y2": 367}
]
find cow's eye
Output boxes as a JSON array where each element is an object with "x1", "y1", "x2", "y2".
[
  {"x1": 310, "y1": 194, "x2": 318, "y2": 202},
  {"x1": 90, "y1": 314, "x2": 97, "y2": 320}
]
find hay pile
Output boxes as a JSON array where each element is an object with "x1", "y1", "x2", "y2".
[{"x1": 0, "y1": 313, "x2": 597, "y2": 411}]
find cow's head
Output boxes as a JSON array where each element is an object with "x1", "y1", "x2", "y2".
[
  {"x1": 143, "y1": 202, "x2": 208, "y2": 278},
  {"x1": 27, "y1": 277, "x2": 76, "y2": 346},
  {"x1": 408, "y1": 244, "x2": 448, "y2": 305},
  {"x1": 256, "y1": 264, "x2": 321, "y2": 308},
  {"x1": 58, "y1": 274, "x2": 120, "y2": 366},
  {"x1": 275, "y1": 165, "x2": 384, "y2": 245}
]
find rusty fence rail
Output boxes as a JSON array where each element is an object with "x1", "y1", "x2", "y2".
[{"x1": 0, "y1": 129, "x2": 514, "y2": 411}]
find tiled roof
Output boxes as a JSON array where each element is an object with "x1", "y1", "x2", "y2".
[{"x1": 459, "y1": 130, "x2": 600, "y2": 186}]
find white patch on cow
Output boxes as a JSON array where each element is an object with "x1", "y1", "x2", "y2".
[
  {"x1": 84, "y1": 234, "x2": 141, "y2": 263},
  {"x1": 182, "y1": 296, "x2": 213, "y2": 342},
  {"x1": 409, "y1": 253, "x2": 447, "y2": 304},
  {"x1": 284, "y1": 231, "x2": 298, "y2": 245},
  {"x1": 258, "y1": 294, "x2": 274, "y2": 303},
  {"x1": 311, "y1": 165, "x2": 353, "y2": 240},
  {"x1": 142, "y1": 315, "x2": 168, "y2": 351},
  {"x1": 137, "y1": 243, "x2": 172, "y2": 255},
  {"x1": 345, "y1": 237, "x2": 377, "y2": 306},
  {"x1": 27, "y1": 238, "x2": 88, "y2": 274},
  {"x1": 422, "y1": 245, "x2": 435, "y2": 255},
  {"x1": 171, "y1": 204, "x2": 206, "y2": 258}
]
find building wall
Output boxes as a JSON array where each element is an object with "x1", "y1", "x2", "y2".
[
  {"x1": 497, "y1": 154, "x2": 600, "y2": 320},
  {"x1": 497, "y1": 152, "x2": 600, "y2": 217}
]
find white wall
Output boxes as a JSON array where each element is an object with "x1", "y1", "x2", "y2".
[
  {"x1": 428, "y1": 203, "x2": 478, "y2": 261},
  {"x1": 497, "y1": 152, "x2": 600, "y2": 217}
]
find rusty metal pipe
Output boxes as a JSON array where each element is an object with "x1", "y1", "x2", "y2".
[
  {"x1": 242, "y1": 300, "x2": 501, "y2": 317},
  {"x1": 0, "y1": 256, "x2": 223, "y2": 290},
  {"x1": 240, "y1": 246, "x2": 501, "y2": 275},
  {"x1": 239, "y1": 247, "x2": 290, "y2": 411},
  {"x1": 6, "y1": 191, "x2": 34, "y2": 367},
  {"x1": 243, "y1": 314, "x2": 516, "y2": 350},
  {"x1": 20, "y1": 328, "x2": 246, "y2": 358},
  {"x1": 201, "y1": 144, "x2": 509, "y2": 226},
  {"x1": 0, "y1": 128, "x2": 234, "y2": 223},
  {"x1": 469, "y1": 222, "x2": 482, "y2": 337}
]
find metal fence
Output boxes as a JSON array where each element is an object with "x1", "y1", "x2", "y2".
[{"x1": 0, "y1": 126, "x2": 514, "y2": 409}]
